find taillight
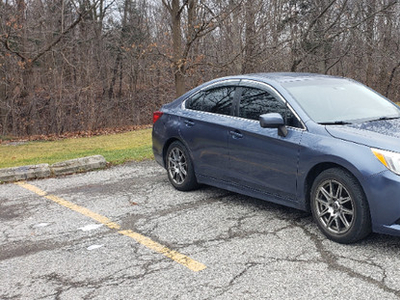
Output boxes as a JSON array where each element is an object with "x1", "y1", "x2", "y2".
[{"x1": 153, "y1": 111, "x2": 164, "y2": 124}]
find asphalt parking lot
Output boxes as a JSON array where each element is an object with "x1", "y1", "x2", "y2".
[{"x1": 1, "y1": 160, "x2": 400, "y2": 299}]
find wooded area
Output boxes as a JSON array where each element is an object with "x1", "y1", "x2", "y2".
[{"x1": 1, "y1": 0, "x2": 399, "y2": 136}]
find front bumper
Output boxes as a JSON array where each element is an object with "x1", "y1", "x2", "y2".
[{"x1": 365, "y1": 169, "x2": 400, "y2": 236}]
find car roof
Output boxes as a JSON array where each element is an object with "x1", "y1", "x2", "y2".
[{"x1": 230, "y1": 72, "x2": 346, "y2": 84}]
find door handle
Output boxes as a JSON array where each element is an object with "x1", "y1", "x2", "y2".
[
  {"x1": 184, "y1": 120, "x2": 195, "y2": 127},
  {"x1": 229, "y1": 130, "x2": 243, "y2": 139}
]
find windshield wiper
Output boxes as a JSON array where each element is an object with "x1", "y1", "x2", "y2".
[
  {"x1": 319, "y1": 121, "x2": 352, "y2": 125},
  {"x1": 372, "y1": 116, "x2": 400, "y2": 122}
]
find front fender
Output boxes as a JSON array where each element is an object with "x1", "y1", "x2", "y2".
[{"x1": 296, "y1": 131, "x2": 387, "y2": 209}]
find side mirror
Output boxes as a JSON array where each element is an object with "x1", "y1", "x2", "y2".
[{"x1": 259, "y1": 113, "x2": 288, "y2": 137}]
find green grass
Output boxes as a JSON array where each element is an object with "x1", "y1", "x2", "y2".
[{"x1": 0, "y1": 128, "x2": 153, "y2": 168}]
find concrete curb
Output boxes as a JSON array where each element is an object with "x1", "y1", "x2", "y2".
[
  {"x1": 0, "y1": 155, "x2": 107, "y2": 183},
  {"x1": 50, "y1": 155, "x2": 107, "y2": 176}
]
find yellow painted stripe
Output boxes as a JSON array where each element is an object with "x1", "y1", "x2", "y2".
[
  {"x1": 119, "y1": 230, "x2": 207, "y2": 272},
  {"x1": 15, "y1": 181, "x2": 206, "y2": 272},
  {"x1": 15, "y1": 182, "x2": 121, "y2": 230}
]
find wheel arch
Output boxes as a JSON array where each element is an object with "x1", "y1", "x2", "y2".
[
  {"x1": 162, "y1": 137, "x2": 193, "y2": 168},
  {"x1": 162, "y1": 138, "x2": 180, "y2": 167},
  {"x1": 163, "y1": 138, "x2": 200, "y2": 191},
  {"x1": 303, "y1": 162, "x2": 368, "y2": 213}
]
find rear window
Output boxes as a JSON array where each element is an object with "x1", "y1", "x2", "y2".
[{"x1": 185, "y1": 87, "x2": 235, "y2": 116}]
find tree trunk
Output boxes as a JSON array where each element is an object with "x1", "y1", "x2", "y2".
[
  {"x1": 242, "y1": 0, "x2": 257, "y2": 73},
  {"x1": 365, "y1": 0, "x2": 376, "y2": 86},
  {"x1": 171, "y1": 0, "x2": 185, "y2": 97}
]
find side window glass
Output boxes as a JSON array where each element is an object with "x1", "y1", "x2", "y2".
[
  {"x1": 186, "y1": 92, "x2": 203, "y2": 111},
  {"x1": 239, "y1": 87, "x2": 301, "y2": 128},
  {"x1": 239, "y1": 87, "x2": 285, "y2": 120},
  {"x1": 186, "y1": 87, "x2": 235, "y2": 116}
]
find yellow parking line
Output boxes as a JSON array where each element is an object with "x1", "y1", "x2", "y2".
[
  {"x1": 15, "y1": 181, "x2": 207, "y2": 272},
  {"x1": 119, "y1": 230, "x2": 206, "y2": 272},
  {"x1": 15, "y1": 182, "x2": 121, "y2": 230}
]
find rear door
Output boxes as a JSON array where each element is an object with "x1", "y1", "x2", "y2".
[
  {"x1": 227, "y1": 82, "x2": 304, "y2": 202},
  {"x1": 179, "y1": 80, "x2": 240, "y2": 180}
]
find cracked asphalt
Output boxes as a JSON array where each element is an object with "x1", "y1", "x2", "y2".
[{"x1": 1, "y1": 160, "x2": 400, "y2": 299}]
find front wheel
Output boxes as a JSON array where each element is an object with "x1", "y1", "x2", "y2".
[
  {"x1": 166, "y1": 141, "x2": 199, "y2": 191},
  {"x1": 310, "y1": 168, "x2": 371, "y2": 244}
]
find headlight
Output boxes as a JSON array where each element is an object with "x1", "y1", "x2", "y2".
[{"x1": 372, "y1": 148, "x2": 400, "y2": 175}]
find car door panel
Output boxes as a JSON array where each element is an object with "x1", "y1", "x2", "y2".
[
  {"x1": 228, "y1": 121, "x2": 303, "y2": 201},
  {"x1": 227, "y1": 84, "x2": 304, "y2": 202},
  {"x1": 179, "y1": 111, "x2": 232, "y2": 180}
]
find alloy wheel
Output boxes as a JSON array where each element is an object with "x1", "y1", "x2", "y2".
[
  {"x1": 167, "y1": 147, "x2": 188, "y2": 185},
  {"x1": 314, "y1": 179, "x2": 355, "y2": 234}
]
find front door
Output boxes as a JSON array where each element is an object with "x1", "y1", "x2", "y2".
[{"x1": 227, "y1": 84, "x2": 304, "y2": 202}]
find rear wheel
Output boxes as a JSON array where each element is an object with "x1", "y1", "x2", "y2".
[
  {"x1": 166, "y1": 141, "x2": 199, "y2": 191},
  {"x1": 311, "y1": 168, "x2": 371, "y2": 244}
]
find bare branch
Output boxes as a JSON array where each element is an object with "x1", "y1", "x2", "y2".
[
  {"x1": 2, "y1": 37, "x2": 28, "y2": 62},
  {"x1": 30, "y1": 0, "x2": 100, "y2": 65},
  {"x1": 162, "y1": 0, "x2": 172, "y2": 13},
  {"x1": 291, "y1": 0, "x2": 398, "y2": 71}
]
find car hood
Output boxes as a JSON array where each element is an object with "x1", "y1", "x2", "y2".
[{"x1": 325, "y1": 119, "x2": 400, "y2": 152}]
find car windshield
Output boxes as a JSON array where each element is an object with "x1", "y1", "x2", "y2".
[{"x1": 282, "y1": 78, "x2": 400, "y2": 124}]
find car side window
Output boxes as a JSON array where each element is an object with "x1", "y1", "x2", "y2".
[
  {"x1": 239, "y1": 87, "x2": 301, "y2": 128},
  {"x1": 186, "y1": 87, "x2": 235, "y2": 116}
]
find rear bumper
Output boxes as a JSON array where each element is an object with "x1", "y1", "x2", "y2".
[{"x1": 152, "y1": 127, "x2": 165, "y2": 168}]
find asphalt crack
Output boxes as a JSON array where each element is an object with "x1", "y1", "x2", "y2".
[{"x1": 295, "y1": 220, "x2": 400, "y2": 297}]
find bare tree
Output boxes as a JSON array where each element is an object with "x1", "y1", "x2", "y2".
[{"x1": 1, "y1": 0, "x2": 400, "y2": 137}]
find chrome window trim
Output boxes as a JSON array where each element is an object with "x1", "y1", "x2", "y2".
[
  {"x1": 181, "y1": 78, "x2": 307, "y2": 131},
  {"x1": 228, "y1": 115, "x2": 306, "y2": 132}
]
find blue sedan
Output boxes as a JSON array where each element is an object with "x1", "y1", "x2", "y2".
[{"x1": 152, "y1": 73, "x2": 400, "y2": 244}]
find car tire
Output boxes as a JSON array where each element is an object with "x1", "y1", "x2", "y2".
[
  {"x1": 166, "y1": 141, "x2": 199, "y2": 191},
  {"x1": 310, "y1": 168, "x2": 371, "y2": 244}
]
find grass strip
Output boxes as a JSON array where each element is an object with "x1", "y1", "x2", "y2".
[{"x1": 0, "y1": 128, "x2": 153, "y2": 168}]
